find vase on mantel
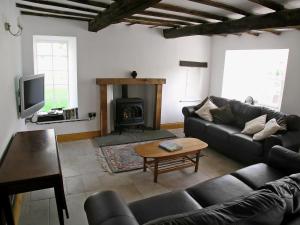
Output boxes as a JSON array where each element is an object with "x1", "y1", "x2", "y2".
[{"x1": 131, "y1": 71, "x2": 137, "y2": 79}]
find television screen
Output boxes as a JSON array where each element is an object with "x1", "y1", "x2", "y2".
[
  {"x1": 24, "y1": 77, "x2": 44, "y2": 110},
  {"x1": 19, "y1": 74, "x2": 45, "y2": 118}
]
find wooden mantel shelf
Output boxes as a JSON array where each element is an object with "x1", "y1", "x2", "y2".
[
  {"x1": 96, "y1": 77, "x2": 166, "y2": 136},
  {"x1": 96, "y1": 78, "x2": 166, "y2": 85}
]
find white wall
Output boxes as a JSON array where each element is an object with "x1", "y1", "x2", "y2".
[
  {"x1": 21, "y1": 16, "x2": 211, "y2": 134},
  {"x1": 0, "y1": 0, "x2": 24, "y2": 157},
  {"x1": 210, "y1": 31, "x2": 300, "y2": 115}
]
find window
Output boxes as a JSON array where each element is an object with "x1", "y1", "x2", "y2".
[
  {"x1": 222, "y1": 49, "x2": 289, "y2": 110},
  {"x1": 33, "y1": 36, "x2": 78, "y2": 112}
]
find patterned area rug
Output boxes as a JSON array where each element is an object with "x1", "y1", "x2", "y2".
[{"x1": 97, "y1": 141, "x2": 154, "y2": 173}]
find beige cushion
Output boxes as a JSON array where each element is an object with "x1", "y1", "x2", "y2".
[
  {"x1": 253, "y1": 118, "x2": 282, "y2": 141},
  {"x1": 242, "y1": 115, "x2": 267, "y2": 135},
  {"x1": 195, "y1": 99, "x2": 218, "y2": 122}
]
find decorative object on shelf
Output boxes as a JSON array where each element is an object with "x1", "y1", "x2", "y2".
[
  {"x1": 245, "y1": 96, "x2": 254, "y2": 105},
  {"x1": 4, "y1": 22, "x2": 23, "y2": 37},
  {"x1": 131, "y1": 71, "x2": 137, "y2": 79},
  {"x1": 63, "y1": 107, "x2": 78, "y2": 120},
  {"x1": 179, "y1": 60, "x2": 208, "y2": 68}
]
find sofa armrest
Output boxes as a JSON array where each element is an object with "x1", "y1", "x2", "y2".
[
  {"x1": 267, "y1": 145, "x2": 300, "y2": 174},
  {"x1": 275, "y1": 131, "x2": 300, "y2": 151},
  {"x1": 84, "y1": 191, "x2": 139, "y2": 225},
  {"x1": 182, "y1": 106, "x2": 196, "y2": 118}
]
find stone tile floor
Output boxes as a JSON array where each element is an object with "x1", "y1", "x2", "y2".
[{"x1": 19, "y1": 129, "x2": 243, "y2": 225}]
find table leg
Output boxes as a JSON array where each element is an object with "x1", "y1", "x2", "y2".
[
  {"x1": 0, "y1": 194, "x2": 15, "y2": 225},
  {"x1": 195, "y1": 152, "x2": 200, "y2": 172},
  {"x1": 143, "y1": 157, "x2": 147, "y2": 172},
  {"x1": 154, "y1": 159, "x2": 159, "y2": 183},
  {"x1": 54, "y1": 184, "x2": 65, "y2": 225}
]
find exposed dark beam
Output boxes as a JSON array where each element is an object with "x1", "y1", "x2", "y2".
[
  {"x1": 89, "y1": 0, "x2": 162, "y2": 32},
  {"x1": 21, "y1": 11, "x2": 91, "y2": 21},
  {"x1": 140, "y1": 10, "x2": 207, "y2": 24},
  {"x1": 163, "y1": 8, "x2": 300, "y2": 38},
  {"x1": 22, "y1": 0, "x2": 100, "y2": 13},
  {"x1": 63, "y1": 0, "x2": 207, "y2": 24},
  {"x1": 152, "y1": 3, "x2": 228, "y2": 21},
  {"x1": 123, "y1": 18, "x2": 176, "y2": 28},
  {"x1": 188, "y1": 0, "x2": 252, "y2": 16},
  {"x1": 66, "y1": 0, "x2": 109, "y2": 9},
  {"x1": 129, "y1": 15, "x2": 193, "y2": 26},
  {"x1": 16, "y1": 3, "x2": 95, "y2": 18},
  {"x1": 248, "y1": 0, "x2": 285, "y2": 11}
]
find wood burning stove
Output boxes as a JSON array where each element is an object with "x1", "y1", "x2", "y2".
[{"x1": 115, "y1": 85, "x2": 144, "y2": 134}]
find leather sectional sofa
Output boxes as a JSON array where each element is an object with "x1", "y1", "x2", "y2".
[
  {"x1": 183, "y1": 96, "x2": 300, "y2": 164},
  {"x1": 84, "y1": 146, "x2": 300, "y2": 225}
]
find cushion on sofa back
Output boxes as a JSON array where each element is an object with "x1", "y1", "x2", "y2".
[
  {"x1": 210, "y1": 96, "x2": 230, "y2": 108},
  {"x1": 229, "y1": 100, "x2": 262, "y2": 129},
  {"x1": 144, "y1": 190, "x2": 286, "y2": 225}
]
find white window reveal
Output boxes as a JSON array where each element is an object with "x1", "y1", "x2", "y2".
[
  {"x1": 33, "y1": 35, "x2": 78, "y2": 112},
  {"x1": 221, "y1": 49, "x2": 289, "y2": 110}
]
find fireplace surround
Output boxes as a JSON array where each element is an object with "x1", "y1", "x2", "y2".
[{"x1": 96, "y1": 78, "x2": 166, "y2": 136}]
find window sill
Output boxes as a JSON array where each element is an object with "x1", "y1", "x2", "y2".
[{"x1": 36, "y1": 117, "x2": 93, "y2": 125}]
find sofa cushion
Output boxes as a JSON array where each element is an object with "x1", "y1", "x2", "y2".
[
  {"x1": 259, "y1": 174, "x2": 300, "y2": 215},
  {"x1": 210, "y1": 96, "x2": 230, "y2": 107},
  {"x1": 229, "y1": 100, "x2": 262, "y2": 129},
  {"x1": 145, "y1": 190, "x2": 286, "y2": 225},
  {"x1": 206, "y1": 124, "x2": 241, "y2": 142},
  {"x1": 232, "y1": 163, "x2": 286, "y2": 189},
  {"x1": 230, "y1": 133, "x2": 264, "y2": 156},
  {"x1": 128, "y1": 191, "x2": 201, "y2": 224},
  {"x1": 210, "y1": 104, "x2": 235, "y2": 125},
  {"x1": 186, "y1": 175, "x2": 253, "y2": 207}
]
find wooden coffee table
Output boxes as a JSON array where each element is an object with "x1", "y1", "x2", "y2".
[{"x1": 134, "y1": 138, "x2": 208, "y2": 182}]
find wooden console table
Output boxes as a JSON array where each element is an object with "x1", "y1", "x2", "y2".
[
  {"x1": 96, "y1": 78, "x2": 166, "y2": 135},
  {"x1": 0, "y1": 129, "x2": 69, "y2": 225}
]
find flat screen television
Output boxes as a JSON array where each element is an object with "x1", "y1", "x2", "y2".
[{"x1": 19, "y1": 74, "x2": 45, "y2": 118}]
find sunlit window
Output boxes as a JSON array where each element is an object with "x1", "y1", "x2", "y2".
[
  {"x1": 222, "y1": 49, "x2": 289, "y2": 110},
  {"x1": 33, "y1": 36, "x2": 78, "y2": 112}
]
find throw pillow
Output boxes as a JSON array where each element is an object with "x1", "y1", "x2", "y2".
[
  {"x1": 253, "y1": 118, "x2": 282, "y2": 141},
  {"x1": 242, "y1": 115, "x2": 267, "y2": 135},
  {"x1": 195, "y1": 99, "x2": 218, "y2": 122},
  {"x1": 210, "y1": 104, "x2": 235, "y2": 124}
]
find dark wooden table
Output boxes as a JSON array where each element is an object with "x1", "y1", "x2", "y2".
[{"x1": 0, "y1": 129, "x2": 69, "y2": 225}]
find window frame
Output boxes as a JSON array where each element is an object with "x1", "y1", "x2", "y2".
[{"x1": 33, "y1": 35, "x2": 78, "y2": 111}]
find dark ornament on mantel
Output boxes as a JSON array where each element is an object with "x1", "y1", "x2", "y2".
[{"x1": 131, "y1": 71, "x2": 137, "y2": 79}]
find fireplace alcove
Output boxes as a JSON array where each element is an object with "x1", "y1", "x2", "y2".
[{"x1": 96, "y1": 78, "x2": 166, "y2": 136}]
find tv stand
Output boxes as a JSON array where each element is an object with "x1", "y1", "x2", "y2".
[{"x1": 0, "y1": 129, "x2": 69, "y2": 225}]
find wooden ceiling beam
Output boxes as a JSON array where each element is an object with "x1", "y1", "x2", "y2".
[
  {"x1": 21, "y1": 11, "x2": 91, "y2": 21},
  {"x1": 188, "y1": 0, "x2": 252, "y2": 16},
  {"x1": 128, "y1": 15, "x2": 192, "y2": 26},
  {"x1": 248, "y1": 0, "x2": 285, "y2": 11},
  {"x1": 16, "y1": 3, "x2": 95, "y2": 19},
  {"x1": 140, "y1": 10, "x2": 207, "y2": 24},
  {"x1": 152, "y1": 3, "x2": 228, "y2": 21},
  {"x1": 122, "y1": 18, "x2": 176, "y2": 28},
  {"x1": 21, "y1": 0, "x2": 100, "y2": 13},
  {"x1": 163, "y1": 8, "x2": 300, "y2": 38},
  {"x1": 89, "y1": 0, "x2": 162, "y2": 32},
  {"x1": 66, "y1": 0, "x2": 109, "y2": 9},
  {"x1": 64, "y1": 0, "x2": 207, "y2": 24}
]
